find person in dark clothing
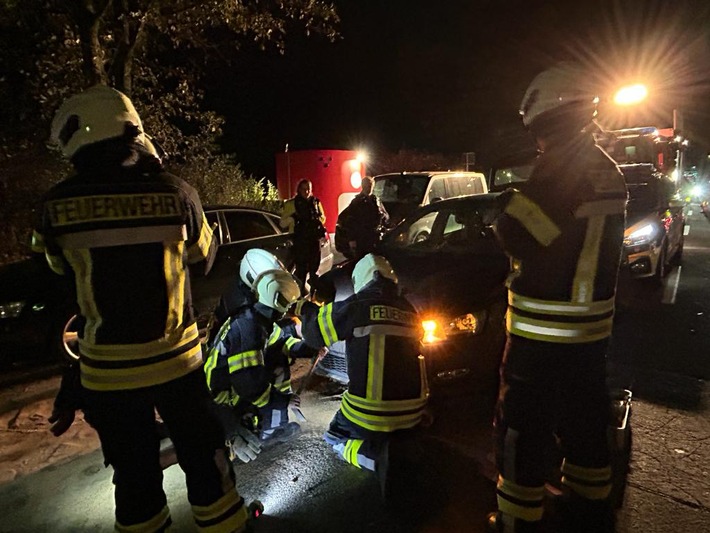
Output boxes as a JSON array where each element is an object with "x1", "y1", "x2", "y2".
[
  {"x1": 294, "y1": 253, "x2": 428, "y2": 499},
  {"x1": 280, "y1": 179, "x2": 326, "y2": 295},
  {"x1": 487, "y1": 63, "x2": 627, "y2": 533},
  {"x1": 36, "y1": 85, "x2": 248, "y2": 533},
  {"x1": 336, "y1": 176, "x2": 390, "y2": 260}
]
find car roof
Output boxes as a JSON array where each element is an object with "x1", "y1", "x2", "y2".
[
  {"x1": 413, "y1": 192, "x2": 500, "y2": 211},
  {"x1": 373, "y1": 171, "x2": 485, "y2": 179},
  {"x1": 204, "y1": 205, "x2": 279, "y2": 216}
]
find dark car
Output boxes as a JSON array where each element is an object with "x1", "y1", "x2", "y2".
[
  {"x1": 0, "y1": 206, "x2": 333, "y2": 369},
  {"x1": 314, "y1": 193, "x2": 509, "y2": 391}
]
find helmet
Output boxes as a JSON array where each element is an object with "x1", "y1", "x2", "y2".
[
  {"x1": 239, "y1": 248, "x2": 285, "y2": 289},
  {"x1": 351, "y1": 253, "x2": 398, "y2": 293},
  {"x1": 255, "y1": 270, "x2": 301, "y2": 314},
  {"x1": 519, "y1": 63, "x2": 597, "y2": 129},
  {"x1": 50, "y1": 85, "x2": 155, "y2": 159}
]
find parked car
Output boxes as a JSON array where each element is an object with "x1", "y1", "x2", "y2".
[
  {"x1": 0, "y1": 206, "x2": 333, "y2": 369},
  {"x1": 372, "y1": 171, "x2": 488, "y2": 226},
  {"x1": 313, "y1": 193, "x2": 510, "y2": 392},
  {"x1": 621, "y1": 164, "x2": 685, "y2": 282}
]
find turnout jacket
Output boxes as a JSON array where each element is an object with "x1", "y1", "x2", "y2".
[
  {"x1": 494, "y1": 133, "x2": 627, "y2": 344},
  {"x1": 280, "y1": 195, "x2": 326, "y2": 239},
  {"x1": 204, "y1": 310, "x2": 313, "y2": 409},
  {"x1": 301, "y1": 279, "x2": 429, "y2": 432},
  {"x1": 32, "y1": 147, "x2": 215, "y2": 391}
]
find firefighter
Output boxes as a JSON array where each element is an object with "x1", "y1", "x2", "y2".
[
  {"x1": 294, "y1": 253, "x2": 429, "y2": 498},
  {"x1": 280, "y1": 179, "x2": 327, "y2": 295},
  {"x1": 335, "y1": 176, "x2": 390, "y2": 260},
  {"x1": 488, "y1": 63, "x2": 627, "y2": 532},
  {"x1": 34, "y1": 85, "x2": 248, "y2": 532},
  {"x1": 204, "y1": 269, "x2": 314, "y2": 463}
]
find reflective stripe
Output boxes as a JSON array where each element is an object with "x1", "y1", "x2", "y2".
[
  {"x1": 31, "y1": 230, "x2": 45, "y2": 253},
  {"x1": 252, "y1": 384, "x2": 272, "y2": 408},
  {"x1": 575, "y1": 199, "x2": 626, "y2": 218},
  {"x1": 192, "y1": 490, "x2": 248, "y2": 533},
  {"x1": 63, "y1": 249, "x2": 101, "y2": 343},
  {"x1": 164, "y1": 241, "x2": 186, "y2": 336},
  {"x1": 267, "y1": 324, "x2": 282, "y2": 347},
  {"x1": 115, "y1": 504, "x2": 170, "y2": 532},
  {"x1": 318, "y1": 303, "x2": 338, "y2": 347},
  {"x1": 227, "y1": 350, "x2": 263, "y2": 373},
  {"x1": 343, "y1": 391, "x2": 428, "y2": 413},
  {"x1": 204, "y1": 320, "x2": 231, "y2": 387},
  {"x1": 340, "y1": 395, "x2": 425, "y2": 433},
  {"x1": 283, "y1": 336, "x2": 299, "y2": 356},
  {"x1": 366, "y1": 334, "x2": 385, "y2": 401},
  {"x1": 187, "y1": 212, "x2": 214, "y2": 264},
  {"x1": 561, "y1": 460, "x2": 612, "y2": 500},
  {"x1": 56, "y1": 224, "x2": 186, "y2": 249},
  {"x1": 496, "y1": 475, "x2": 544, "y2": 522},
  {"x1": 80, "y1": 323, "x2": 200, "y2": 359},
  {"x1": 507, "y1": 310, "x2": 613, "y2": 343},
  {"x1": 509, "y1": 292, "x2": 615, "y2": 316},
  {"x1": 419, "y1": 354, "x2": 430, "y2": 399},
  {"x1": 343, "y1": 439, "x2": 365, "y2": 468},
  {"x1": 45, "y1": 252, "x2": 65, "y2": 275},
  {"x1": 572, "y1": 214, "x2": 605, "y2": 304},
  {"x1": 353, "y1": 324, "x2": 420, "y2": 338},
  {"x1": 504, "y1": 193, "x2": 561, "y2": 246},
  {"x1": 275, "y1": 379, "x2": 292, "y2": 393}
]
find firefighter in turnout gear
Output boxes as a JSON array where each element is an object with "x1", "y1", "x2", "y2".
[
  {"x1": 335, "y1": 176, "x2": 390, "y2": 260},
  {"x1": 204, "y1": 269, "x2": 314, "y2": 463},
  {"x1": 34, "y1": 85, "x2": 249, "y2": 532},
  {"x1": 488, "y1": 64, "x2": 627, "y2": 532},
  {"x1": 295, "y1": 253, "x2": 429, "y2": 498}
]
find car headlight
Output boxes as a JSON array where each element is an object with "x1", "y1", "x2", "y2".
[
  {"x1": 624, "y1": 224, "x2": 656, "y2": 246},
  {"x1": 0, "y1": 301, "x2": 25, "y2": 319},
  {"x1": 421, "y1": 311, "x2": 487, "y2": 344}
]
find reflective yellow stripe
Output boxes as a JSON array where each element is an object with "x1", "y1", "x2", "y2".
[
  {"x1": 574, "y1": 199, "x2": 626, "y2": 218},
  {"x1": 343, "y1": 391, "x2": 428, "y2": 413},
  {"x1": 343, "y1": 439, "x2": 365, "y2": 468},
  {"x1": 164, "y1": 241, "x2": 186, "y2": 335},
  {"x1": 496, "y1": 475, "x2": 544, "y2": 522},
  {"x1": 572, "y1": 214, "x2": 605, "y2": 304},
  {"x1": 31, "y1": 230, "x2": 45, "y2": 253},
  {"x1": 80, "y1": 342, "x2": 203, "y2": 391},
  {"x1": 561, "y1": 460, "x2": 612, "y2": 500},
  {"x1": 507, "y1": 310, "x2": 613, "y2": 343},
  {"x1": 63, "y1": 249, "x2": 101, "y2": 343},
  {"x1": 115, "y1": 505, "x2": 170, "y2": 532},
  {"x1": 187, "y1": 212, "x2": 214, "y2": 263},
  {"x1": 340, "y1": 397, "x2": 424, "y2": 432},
  {"x1": 318, "y1": 303, "x2": 338, "y2": 346},
  {"x1": 80, "y1": 323, "x2": 200, "y2": 359},
  {"x1": 267, "y1": 324, "x2": 282, "y2": 347},
  {"x1": 509, "y1": 293, "x2": 615, "y2": 316},
  {"x1": 366, "y1": 334, "x2": 385, "y2": 401},
  {"x1": 253, "y1": 384, "x2": 272, "y2": 408},
  {"x1": 204, "y1": 320, "x2": 231, "y2": 387},
  {"x1": 227, "y1": 349, "x2": 262, "y2": 373},
  {"x1": 283, "y1": 336, "x2": 299, "y2": 356},
  {"x1": 504, "y1": 193, "x2": 561, "y2": 246},
  {"x1": 275, "y1": 379, "x2": 291, "y2": 392},
  {"x1": 192, "y1": 490, "x2": 248, "y2": 533},
  {"x1": 419, "y1": 355, "x2": 430, "y2": 398}
]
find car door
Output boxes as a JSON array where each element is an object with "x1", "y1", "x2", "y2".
[{"x1": 191, "y1": 208, "x2": 293, "y2": 319}]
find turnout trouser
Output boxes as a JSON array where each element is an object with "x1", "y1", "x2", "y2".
[
  {"x1": 84, "y1": 370, "x2": 247, "y2": 532},
  {"x1": 324, "y1": 409, "x2": 389, "y2": 472},
  {"x1": 493, "y1": 334, "x2": 613, "y2": 529}
]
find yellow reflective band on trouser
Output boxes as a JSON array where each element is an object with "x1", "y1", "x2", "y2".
[
  {"x1": 252, "y1": 384, "x2": 272, "y2": 408},
  {"x1": 508, "y1": 293, "x2": 615, "y2": 317},
  {"x1": 115, "y1": 505, "x2": 170, "y2": 532},
  {"x1": 187, "y1": 212, "x2": 214, "y2": 264},
  {"x1": 366, "y1": 334, "x2": 385, "y2": 401},
  {"x1": 561, "y1": 460, "x2": 612, "y2": 500},
  {"x1": 192, "y1": 490, "x2": 248, "y2": 533},
  {"x1": 340, "y1": 393, "x2": 426, "y2": 433},
  {"x1": 504, "y1": 193, "x2": 561, "y2": 247},
  {"x1": 496, "y1": 475, "x2": 545, "y2": 522},
  {"x1": 227, "y1": 350, "x2": 263, "y2": 373},
  {"x1": 506, "y1": 310, "x2": 613, "y2": 344},
  {"x1": 318, "y1": 303, "x2": 338, "y2": 347},
  {"x1": 343, "y1": 439, "x2": 365, "y2": 469}
]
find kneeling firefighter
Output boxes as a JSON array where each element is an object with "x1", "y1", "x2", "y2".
[
  {"x1": 294, "y1": 253, "x2": 429, "y2": 498},
  {"x1": 205, "y1": 269, "x2": 316, "y2": 463}
]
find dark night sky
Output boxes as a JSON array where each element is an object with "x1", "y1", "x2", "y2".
[{"x1": 204, "y1": 0, "x2": 710, "y2": 179}]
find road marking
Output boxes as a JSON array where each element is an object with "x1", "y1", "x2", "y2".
[
  {"x1": 684, "y1": 225, "x2": 691, "y2": 236},
  {"x1": 662, "y1": 266, "x2": 681, "y2": 305}
]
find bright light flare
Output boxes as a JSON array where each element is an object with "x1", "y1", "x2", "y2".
[{"x1": 614, "y1": 84, "x2": 648, "y2": 106}]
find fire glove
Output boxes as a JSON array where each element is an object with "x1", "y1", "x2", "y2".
[
  {"x1": 229, "y1": 425, "x2": 262, "y2": 464},
  {"x1": 48, "y1": 408, "x2": 76, "y2": 437}
]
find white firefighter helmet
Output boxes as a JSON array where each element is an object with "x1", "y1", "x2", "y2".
[
  {"x1": 239, "y1": 248, "x2": 286, "y2": 289},
  {"x1": 255, "y1": 270, "x2": 300, "y2": 314},
  {"x1": 50, "y1": 85, "x2": 156, "y2": 159},
  {"x1": 519, "y1": 63, "x2": 597, "y2": 129},
  {"x1": 351, "y1": 253, "x2": 398, "y2": 293}
]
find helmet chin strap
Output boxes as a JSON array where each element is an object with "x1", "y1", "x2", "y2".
[{"x1": 254, "y1": 302, "x2": 284, "y2": 323}]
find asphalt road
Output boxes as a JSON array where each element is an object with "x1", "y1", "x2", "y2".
[{"x1": 1, "y1": 207, "x2": 710, "y2": 532}]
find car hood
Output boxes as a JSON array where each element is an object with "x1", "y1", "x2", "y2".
[
  {"x1": 382, "y1": 202, "x2": 420, "y2": 226},
  {"x1": 625, "y1": 210, "x2": 658, "y2": 229}
]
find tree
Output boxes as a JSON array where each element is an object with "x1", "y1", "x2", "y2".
[{"x1": 0, "y1": 0, "x2": 339, "y2": 263}]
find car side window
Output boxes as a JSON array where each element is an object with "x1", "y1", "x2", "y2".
[
  {"x1": 222, "y1": 210, "x2": 278, "y2": 243},
  {"x1": 427, "y1": 178, "x2": 447, "y2": 204}
]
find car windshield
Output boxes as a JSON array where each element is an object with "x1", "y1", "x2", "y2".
[
  {"x1": 386, "y1": 198, "x2": 500, "y2": 252},
  {"x1": 492, "y1": 165, "x2": 534, "y2": 189},
  {"x1": 373, "y1": 175, "x2": 430, "y2": 205}
]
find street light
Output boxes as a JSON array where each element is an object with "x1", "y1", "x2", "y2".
[{"x1": 613, "y1": 83, "x2": 648, "y2": 106}]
